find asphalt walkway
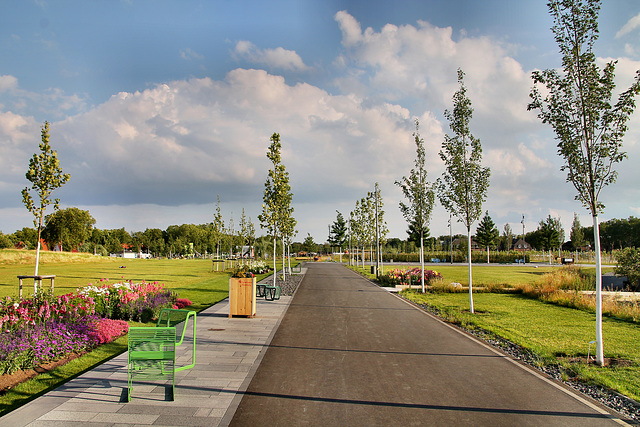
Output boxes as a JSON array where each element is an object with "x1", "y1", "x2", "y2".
[{"x1": 230, "y1": 263, "x2": 629, "y2": 426}]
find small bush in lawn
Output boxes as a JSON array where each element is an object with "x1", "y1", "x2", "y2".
[{"x1": 615, "y1": 247, "x2": 640, "y2": 291}]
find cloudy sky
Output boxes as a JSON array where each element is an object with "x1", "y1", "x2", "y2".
[{"x1": 1, "y1": 0, "x2": 640, "y2": 243}]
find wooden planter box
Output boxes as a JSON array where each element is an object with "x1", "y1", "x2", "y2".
[{"x1": 229, "y1": 277, "x2": 256, "y2": 318}]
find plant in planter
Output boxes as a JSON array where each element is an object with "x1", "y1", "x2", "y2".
[{"x1": 231, "y1": 264, "x2": 254, "y2": 278}]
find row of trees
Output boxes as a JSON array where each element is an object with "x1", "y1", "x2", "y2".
[
  {"x1": 3, "y1": 201, "x2": 257, "y2": 258},
  {"x1": 326, "y1": 184, "x2": 392, "y2": 272}
]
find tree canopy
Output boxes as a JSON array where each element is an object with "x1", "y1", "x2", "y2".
[{"x1": 21, "y1": 121, "x2": 70, "y2": 275}]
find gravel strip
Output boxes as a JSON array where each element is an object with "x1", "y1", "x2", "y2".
[
  {"x1": 411, "y1": 300, "x2": 640, "y2": 423},
  {"x1": 258, "y1": 268, "x2": 305, "y2": 296}
]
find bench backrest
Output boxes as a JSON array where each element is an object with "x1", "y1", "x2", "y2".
[{"x1": 156, "y1": 308, "x2": 197, "y2": 372}]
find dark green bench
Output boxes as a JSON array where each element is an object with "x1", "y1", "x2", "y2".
[
  {"x1": 127, "y1": 308, "x2": 196, "y2": 401},
  {"x1": 265, "y1": 285, "x2": 281, "y2": 301}
]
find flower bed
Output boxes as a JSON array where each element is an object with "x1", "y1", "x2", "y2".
[
  {"x1": 0, "y1": 280, "x2": 185, "y2": 376},
  {"x1": 378, "y1": 267, "x2": 443, "y2": 287},
  {"x1": 78, "y1": 279, "x2": 177, "y2": 322}
]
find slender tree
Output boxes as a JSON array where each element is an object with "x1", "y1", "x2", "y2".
[
  {"x1": 436, "y1": 69, "x2": 490, "y2": 313},
  {"x1": 212, "y1": 196, "x2": 224, "y2": 268},
  {"x1": 528, "y1": 0, "x2": 640, "y2": 365},
  {"x1": 502, "y1": 223, "x2": 514, "y2": 252},
  {"x1": 475, "y1": 212, "x2": 499, "y2": 263},
  {"x1": 370, "y1": 183, "x2": 389, "y2": 276},
  {"x1": 351, "y1": 199, "x2": 366, "y2": 268},
  {"x1": 396, "y1": 119, "x2": 435, "y2": 292},
  {"x1": 538, "y1": 215, "x2": 561, "y2": 264},
  {"x1": 22, "y1": 121, "x2": 71, "y2": 279},
  {"x1": 259, "y1": 133, "x2": 295, "y2": 284},
  {"x1": 570, "y1": 212, "x2": 585, "y2": 251}
]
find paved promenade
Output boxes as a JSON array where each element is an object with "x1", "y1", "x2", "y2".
[{"x1": 1, "y1": 291, "x2": 293, "y2": 426}]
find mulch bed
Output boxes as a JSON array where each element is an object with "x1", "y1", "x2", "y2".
[{"x1": 0, "y1": 351, "x2": 85, "y2": 395}]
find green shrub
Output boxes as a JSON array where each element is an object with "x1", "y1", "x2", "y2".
[
  {"x1": 615, "y1": 247, "x2": 640, "y2": 290},
  {"x1": 382, "y1": 251, "x2": 529, "y2": 264}
]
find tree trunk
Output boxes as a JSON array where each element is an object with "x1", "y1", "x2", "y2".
[
  {"x1": 272, "y1": 236, "x2": 277, "y2": 286},
  {"x1": 420, "y1": 234, "x2": 425, "y2": 293},
  {"x1": 282, "y1": 236, "x2": 286, "y2": 281},
  {"x1": 467, "y1": 229, "x2": 474, "y2": 314},
  {"x1": 593, "y1": 215, "x2": 604, "y2": 365},
  {"x1": 34, "y1": 218, "x2": 42, "y2": 290}
]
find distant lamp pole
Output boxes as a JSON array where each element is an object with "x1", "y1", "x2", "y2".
[
  {"x1": 521, "y1": 214, "x2": 526, "y2": 264},
  {"x1": 449, "y1": 214, "x2": 453, "y2": 264}
]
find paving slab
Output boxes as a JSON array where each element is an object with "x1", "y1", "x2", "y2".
[{"x1": 1, "y1": 291, "x2": 293, "y2": 427}]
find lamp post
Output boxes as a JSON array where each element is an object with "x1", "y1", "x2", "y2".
[
  {"x1": 449, "y1": 214, "x2": 453, "y2": 264},
  {"x1": 521, "y1": 214, "x2": 526, "y2": 264}
]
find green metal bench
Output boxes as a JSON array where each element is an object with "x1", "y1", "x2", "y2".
[
  {"x1": 291, "y1": 263, "x2": 302, "y2": 273},
  {"x1": 256, "y1": 283, "x2": 267, "y2": 297},
  {"x1": 127, "y1": 308, "x2": 197, "y2": 401},
  {"x1": 265, "y1": 285, "x2": 281, "y2": 301}
]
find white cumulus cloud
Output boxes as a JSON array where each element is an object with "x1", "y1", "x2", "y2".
[{"x1": 233, "y1": 41, "x2": 310, "y2": 72}]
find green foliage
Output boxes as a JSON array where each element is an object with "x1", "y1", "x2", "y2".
[
  {"x1": 370, "y1": 182, "x2": 388, "y2": 245},
  {"x1": 570, "y1": 213, "x2": 585, "y2": 249},
  {"x1": 382, "y1": 251, "x2": 529, "y2": 264},
  {"x1": 41, "y1": 207, "x2": 95, "y2": 251},
  {"x1": 396, "y1": 119, "x2": 435, "y2": 249},
  {"x1": 328, "y1": 211, "x2": 348, "y2": 248},
  {"x1": 528, "y1": 0, "x2": 640, "y2": 215},
  {"x1": 436, "y1": 69, "x2": 490, "y2": 231},
  {"x1": 21, "y1": 122, "x2": 71, "y2": 272},
  {"x1": 0, "y1": 233, "x2": 13, "y2": 249},
  {"x1": 303, "y1": 233, "x2": 316, "y2": 253},
  {"x1": 475, "y1": 211, "x2": 499, "y2": 249},
  {"x1": 615, "y1": 247, "x2": 640, "y2": 288},
  {"x1": 259, "y1": 133, "x2": 295, "y2": 240},
  {"x1": 537, "y1": 215, "x2": 561, "y2": 251}
]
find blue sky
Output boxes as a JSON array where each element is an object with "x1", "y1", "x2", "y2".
[{"x1": 1, "y1": 0, "x2": 640, "y2": 243}]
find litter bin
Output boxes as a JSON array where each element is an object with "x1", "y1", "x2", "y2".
[{"x1": 371, "y1": 266, "x2": 377, "y2": 275}]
